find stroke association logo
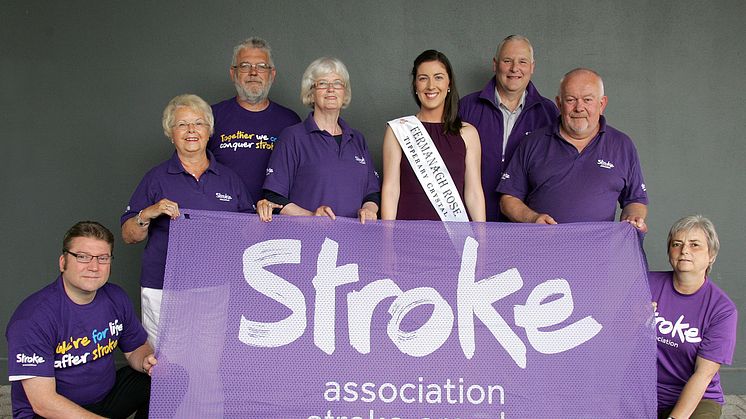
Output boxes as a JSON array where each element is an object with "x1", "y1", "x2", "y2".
[
  {"x1": 238, "y1": 237, "x2": 603, "y2": 369},
  {"x1": 16, "y1": 353, "x2": 45, "y2": 367},
  {"x1": 215, "y1": 192, "x2": 233, "y2": 202},
  {"x1": 654, "y1": 311, "x2": 701, "y2": 348},
  {"x1": 596, "y1": 159, "x2": 615, "y2": 169}
]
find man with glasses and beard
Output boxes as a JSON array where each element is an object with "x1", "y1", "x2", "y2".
[{"x1": 209, "y1": 37, "x2": 301, "y2": 202}]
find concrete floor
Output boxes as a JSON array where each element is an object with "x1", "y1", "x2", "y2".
[{"x1": 1, "y1": 385, "x2": 745, "y2": 418}]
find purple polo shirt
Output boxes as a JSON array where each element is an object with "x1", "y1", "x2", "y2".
[
  {"x1": 208, "y1": 98, "x2": 301, "y2": 201},
  {"x1": 459, "y1": 79, "x2": 558, "y2": 221},
  {"x1": 496, "y1": 116, "x2": 648, "y2": 223},
  {"x1": 648, "y1": 271, "x2": 737, "y2": 408},
  {"x1": 121, "y1": 151, "x2": 254, "y2": 289},
  {"x1": 7, "y1": 277, "x2": 147, "y2": 418},
  {"x1": 263, "y1": 113, "x2": 380, "y2": 219}
]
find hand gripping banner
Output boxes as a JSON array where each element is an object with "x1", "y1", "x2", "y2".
[{"x1": 151, "y1": 210, "x2": 656, "y2": 418}]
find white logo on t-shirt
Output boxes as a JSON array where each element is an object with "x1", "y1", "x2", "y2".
[
  {"x1": 654, "y1": 311, "x2": 701, "y2": 344},
  {"x1": 16, "y1": 353, "x2": 45, "y2": 367},
  {"x1": 597, "y1": 159, "x2": 615, "y2": 169},
  {"x1": 215, "y1": 192, "x2": 233, "y2": 202}
]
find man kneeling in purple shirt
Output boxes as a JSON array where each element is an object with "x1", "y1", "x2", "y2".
[
  {"x1": 6, "y1": 221, "x2": 156, "y2": 419},
  {"x1": 497, "y1": 68, "x2": 649, "y2": 232}
]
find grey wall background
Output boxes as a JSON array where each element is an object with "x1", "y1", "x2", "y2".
[{"x1": 2, "y1": 0, "x2": 744, "y2": 392}]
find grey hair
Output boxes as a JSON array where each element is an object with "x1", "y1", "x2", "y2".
[
  {"x1": 300, "y1": 57, "x2": 352, "y2": 109},
  {"x1": 558, "y1": 67, "x2": 605, "y2": 97},
  {"x1": 232, "y1": 37, "x2": 274, "y2": 67},
  {"x1": 161, "y1": 94, "x2": 214, "y2": 138},
  {"x1": 495, "y1": 34, "x2": 534, "y2": 62},
  {"x1": 667, "y1": 214, "x2": 720, "y2": 275}
]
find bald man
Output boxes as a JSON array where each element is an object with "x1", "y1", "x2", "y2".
[{"x1": 497, "y1": 68, "x2": 649, "y2": 232}]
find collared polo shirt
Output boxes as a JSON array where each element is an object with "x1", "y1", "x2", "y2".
[
  {"x1": 121, "y1": 151, "x2": 254, "y2": 289},
  {"x1": 497, "y1": 116, "x2": 648, "y2": 223},
  {"x1": 263, "y1": 113, "x2": 380, "y2": 219}
]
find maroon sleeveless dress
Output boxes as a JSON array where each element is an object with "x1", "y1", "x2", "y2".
[{"x1": 397, "y1": 122, "x2": 467, "y2": 220}]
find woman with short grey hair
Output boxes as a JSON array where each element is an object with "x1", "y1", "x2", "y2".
[
  {"x1": 649, "y1": 215, "x2": 738, "y2": 419},
  {"x1": 258, "y1": 57, "x2": 380, "y2": 223}
]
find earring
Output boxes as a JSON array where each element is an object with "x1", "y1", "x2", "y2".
[{"x1": 447, "y1": 88, "x2": 451, "y2": 92}]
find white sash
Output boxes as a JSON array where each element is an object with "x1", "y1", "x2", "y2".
[{"x1": 387, "y1": 116, "x2": 469, "y2": 222}]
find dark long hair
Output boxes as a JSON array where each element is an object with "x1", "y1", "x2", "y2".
[{"x1": 411, "y1": 49, "x2": 462, "y2": 135}]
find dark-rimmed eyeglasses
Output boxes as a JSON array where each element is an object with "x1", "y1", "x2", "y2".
[{"x1": 64, "y1": 250, "x2": 113, "y2": 264}]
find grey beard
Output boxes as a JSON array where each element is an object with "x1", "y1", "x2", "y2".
[{"x1": 235, "y1": 82, "x2": 271, "y2": 105}]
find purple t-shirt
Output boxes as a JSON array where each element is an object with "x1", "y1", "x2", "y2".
[
  {"x1": 459, "y1": 79, "x2": 558, "y2": 221},
  {"x1": 121, "y1": 151, "x2": 254, "y2": 289},
  {"x1": 497, "y1": 116, "x2": 648, "y2": 223},
  {"x1": 208, "y1": 98, "x2": 301, "y2": 201},
  {"x1": 648, "y1": 271, "x2": 738, "y2": 408},
  {"x1": 262, "y1": 113, "x2": 380, "y2": 219},
  {"x1": 6, "y1": 277, "x2": 148, "y2": 418}
]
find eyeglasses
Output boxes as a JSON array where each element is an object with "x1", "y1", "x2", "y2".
[
  {"x1": 314, "y1": 80, "x2": 345, "y2": 90},
  {"x1": 64, "y1": 250, "x2": 113, "y2": 264},
  {"x1": 232, "y1": 62, "x2": 273, "y2": 73},
  {"x1": 172, "y1": 120, "x2": 209, "y2": 131}
]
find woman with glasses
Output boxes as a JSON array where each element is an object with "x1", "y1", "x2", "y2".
[
  {"x1": 649, "y1": 215, "x2": 737, "y2": 419},
  {"x1": 120, "y1": 94, "x2": 253, "y2": 345},
  {"x1": 257, "y1": 57, "x2": 380, "y2": 223},
  {"x1": 381, "y1": 50, "x2": 485, "y2": 221}
]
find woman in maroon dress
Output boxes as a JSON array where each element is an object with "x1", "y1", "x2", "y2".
[{"x1": 381, "y1": 50, "x2": 485, "y2": 221}]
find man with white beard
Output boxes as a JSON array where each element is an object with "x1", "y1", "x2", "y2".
[{"x1": 209, "y1": 37, "x2": 301, "y2": 201}]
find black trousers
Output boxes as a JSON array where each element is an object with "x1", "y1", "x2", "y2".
[
  {"x1": 35, "y1": 366, "x2": 151, "y2": 419},
  {"x1": 85, "y1": 366, "x2": 151, "y2": 419}
]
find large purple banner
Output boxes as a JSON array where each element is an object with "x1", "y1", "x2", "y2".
[{"x1": 151, "y1": 210, "x2": 656, "y2": 418}]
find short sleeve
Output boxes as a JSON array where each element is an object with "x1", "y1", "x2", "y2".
[
  {"x1": 121, "y1": 173, "x2": 157, "y2": 225},
  {"x1": 619, "y1": 141, "x2": 648, "y2": 208},
  {"x1": 6, "y1": 315, "x2": 56, "y2": 380},
  {"x1": 697, "y1": 302, "x2": 738, "y2": 365}
]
